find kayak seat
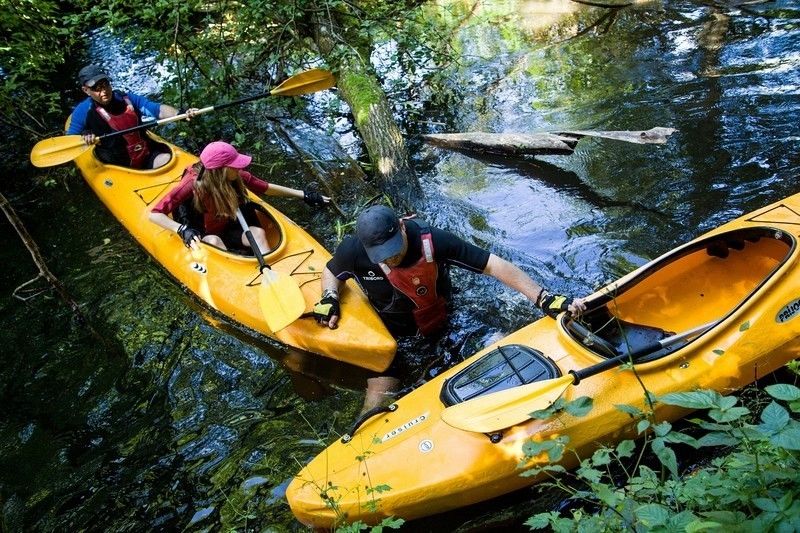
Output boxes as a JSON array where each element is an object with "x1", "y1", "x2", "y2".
[
  {"x1": 569, "y1": 308, "x2": 675, "y2": 362},
  {"x1": 440, "y1": 345, "x2": 561, "y2": 407},
  {"x1": 254, "y1": 205, "x2": 282, "y2": 252}
]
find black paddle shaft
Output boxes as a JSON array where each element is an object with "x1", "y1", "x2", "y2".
[
  {"x1": 235, "y1": 209, "x2": 270, "y2": 273},
  {"x1": 569, "y1": 321, "x2": 716, "y2": 384},
  {"x1": 95, "y1": 91, "x2": 271, "y2": 142}
]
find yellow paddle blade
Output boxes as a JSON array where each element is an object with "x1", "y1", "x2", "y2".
[
  {"x1": 440, "y1": 374, "x2": 576, "y2": 433},
  {"x1": 270, "y1": 68, "x2": 336, "y2": 96},
  {"x1": 258, "y1": 268, "x2": 306, "y2": 332},
  {"x1": 30, "y1": 135, "x2": 92, "y2": 168}
]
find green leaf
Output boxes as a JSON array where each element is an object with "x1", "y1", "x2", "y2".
[
  {"x1": 760, "y1": 401, "x2": 790, "y2": 433},
  {"x1": 652, "y1": 438, "x2": 679, "y2": 478},
  {"x1": 766, "y1": 383, "x2": 800, "y2": 401},
  {"x1": 616, "y1": 440, "x2": 636, "y2": 458},
  {"x1": 770, "y1": 426, "x2": 800, "y2": 450},
  {"x1": 615, "y1": 404, "x2": 644, "y2": 417},
  {"x1": 637, "y1": 419, "x2": 651, "y2": 434},
  {"x1": 635, "y1": 503, "x2": 670, "y2": 527},
  {"x1": 591, "y1": 448, "x2": 612, "y2": 466},
  {"x1": 739, "y1": 320, "x2": 750, "y2": 331},
  {"x1": 753, "y1": 498, "x2": 780, "y2": 513},
  {"x1": 378, "y1": 517, "x2": 405, "y2": 529},
  {"x1": 525, "y1": 512, "x2": 557, "y2": 529},
  {"x1": 663, "y1": 430, "x2": 700, "y2": 448},
  {"x1": 686, "y1": 521, "x2": 724, "y2": 532},
  {"x1": 712, "y1": 349, "x2": 725, "y2": 356},
  {"x1": 697, "y1": 432, "x2": 739, "y2": 447},
  {"x1": 660, "y1": 390, "x2": 718, "y2": 409},
  {"x1": 709, "y1": 406, "x2": 750, "y2": 423},
  {"x1": 564, "y1": 396, "x2": 593, "y2": 417},
  {"x1": 653, "y1": 421, "x2": 672, "y2": 437}
]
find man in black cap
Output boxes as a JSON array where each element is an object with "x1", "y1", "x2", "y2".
[
  {"x1": 66, "y1": 64, "x2": 196, "y2": 169},
  {"x1": 313, "y1": 205, "x2": 586, "y2": 411}
]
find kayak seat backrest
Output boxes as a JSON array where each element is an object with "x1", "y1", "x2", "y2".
[
  {"x1": 440, "y1": 345, "x2": 561, "y2": 407},
  {"x1": 606, "y1": 318, "x2": 675, "y2": 363}
]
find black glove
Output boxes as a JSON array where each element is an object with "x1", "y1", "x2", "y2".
[
  {"x1": 303, "y1": 190, "x2": 327, "y2": 207},
  {"x1": 177, "y1": 224, "x2": 201, "y2": 247},
  {"x1": 313, "y1": 292, "x2": 340, "y2": 325},
  {"x1": 537, "y1": 289, "x2": 573, "y2": 319}
]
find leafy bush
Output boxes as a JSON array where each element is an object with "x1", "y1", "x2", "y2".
[{"x1": 524, "y1": 383, "x2": 800, "y2": 532}]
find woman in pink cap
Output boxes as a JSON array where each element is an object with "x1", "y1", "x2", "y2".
[{"x1": 149, "y1": 141, "x2": 329, "y2": 251}]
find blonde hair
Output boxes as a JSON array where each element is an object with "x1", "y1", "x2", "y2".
[{"x1": 192, "y1": 163, "x2": 248, "y2": 219}]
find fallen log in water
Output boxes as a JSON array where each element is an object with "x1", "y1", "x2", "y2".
[{"x1": 422, "y1": 127, "x2": 676, "y2": 156}]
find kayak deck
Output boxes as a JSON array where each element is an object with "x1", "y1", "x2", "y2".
[
  {"x1": 287, "y1": 197, "x2": 800, "y2": 527},
  {"x1": 73, "y1": 136, "x2": 396, "y2": 370}
]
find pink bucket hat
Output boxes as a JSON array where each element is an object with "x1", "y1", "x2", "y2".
[{"x1": 200, "y1": 141, "x2": 252, "y2": 170}]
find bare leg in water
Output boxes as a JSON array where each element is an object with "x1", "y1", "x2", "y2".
[{"x1": 360, "y1": 376, "x2": 400, "y2": 415}]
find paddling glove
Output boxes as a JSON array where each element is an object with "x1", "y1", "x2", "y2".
[
  {"x1": 313, "y1": 291, "x2": 340, "y2": 323},
  {"x1": 537, "y1": 289, "x2": 572, "y2": 319},
  {"x1": 303, "y1": 190, "x2": 327, "y2": 208},
  {"x1": 177, "y1": 224, "x2": 201, "y2": 247}
]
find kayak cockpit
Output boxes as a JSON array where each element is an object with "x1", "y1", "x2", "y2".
[
  {"x1": 440, "y1": 345, "x2": 562, "y2": 405},
  {"x1": 566, "y1": 226, "x2": 794, "y2": 359}
]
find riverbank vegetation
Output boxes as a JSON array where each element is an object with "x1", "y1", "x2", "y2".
[{"x1": 523, "y1": 369, "x2": 800, "y2": 532}]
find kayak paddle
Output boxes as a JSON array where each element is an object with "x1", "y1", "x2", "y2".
[
  {"x1": 441, "y1": 320, "x2": 717, "y2": 433},
  {"x1": 30, "y1": 68, "x2": 336, "y2": 168},
  {"x1": 235, "y1": 208, "x2": 306, "y2": 332}
]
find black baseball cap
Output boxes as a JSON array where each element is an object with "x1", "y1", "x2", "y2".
[
  {"x1": 78, "y1": 64, "x2": 109, "y2": 87},
  {"x1": 356, "y1": 206, "x2": 404, "y2": 264}
]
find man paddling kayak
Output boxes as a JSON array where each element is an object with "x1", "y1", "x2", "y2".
[
  {"x1": 313, "y1": 205, "x2": 586, "y2": 411},
  {"x1": 67, "y1": 64, "x2": 197, "y2": 169}
]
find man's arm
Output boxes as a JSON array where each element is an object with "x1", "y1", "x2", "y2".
[
  {"x1": 483, "y1": 254, "x2": 586, "y2": 316},
  {"x1": 314, "y1": 267, "x2": 344, "y2": 329}
]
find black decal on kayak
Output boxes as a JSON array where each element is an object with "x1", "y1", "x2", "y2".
[
  {"x1": 777, "y1": 298, "x2": 800, "y2": 323},
  {"x1": 382, "y1": 413, "x2": 428, "y2": 442},
  {"x1": 191, "y1": 262, "x2": 207, "y2": 275}
]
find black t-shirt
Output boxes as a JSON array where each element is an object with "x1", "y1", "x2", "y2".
[{"x1": 327, "y1": 219, "x2": 491, "y2": 336}]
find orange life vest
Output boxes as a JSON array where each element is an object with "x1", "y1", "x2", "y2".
[
  {"x1": 95, "y1": 95, "x2": 151, "y2": 168},
  {"x1": 382, "y1": 220, "x2": 448, "y2": 336}
]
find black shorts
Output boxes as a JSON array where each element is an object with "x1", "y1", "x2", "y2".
[{"x1": 216, "y1": 202, "x2": 261, "y2": 251}]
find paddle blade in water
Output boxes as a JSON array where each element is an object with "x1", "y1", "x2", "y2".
[
  {"x1": 30, "y1": 135, "x2": 92, "y2": 167},
  {"x1": 270, "y1": 69, "x2": 336, "y2": 96},
  {"x1": 258, "y1": 269, "x2": 306, "y2": 332},
  {"x1": 441, "y1": 374, "x2": 576, "y2": 433}
]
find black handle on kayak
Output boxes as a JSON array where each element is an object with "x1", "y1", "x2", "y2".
[
  {"x1": 340, "y1": 403, "x2": 398, "y2": 443},
  {"x1": 570, "y1": 320, "x2": 716, "y2": 384}
]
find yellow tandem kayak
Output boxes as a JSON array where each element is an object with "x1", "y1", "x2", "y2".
[
  {"x1": 286, "y1": 192, "x2": 800, "y2": 526},
  {"x1": 72, "y1": 135, "x2": 396, "y2": 371}
]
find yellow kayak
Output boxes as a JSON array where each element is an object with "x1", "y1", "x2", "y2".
[
  {"x1": 73, "y1": 134, "x2": 396, "y2": 371},
  {"x1": 287, "y1": 192, "x2": 800, "y2": 526}
]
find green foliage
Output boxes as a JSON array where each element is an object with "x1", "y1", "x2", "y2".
[
  {"x1": 524, "y1": 382, "x2": 800, "y2": 531},
  {"x1": 0, "y1": 0, "x2": 87, "y2": 137}
]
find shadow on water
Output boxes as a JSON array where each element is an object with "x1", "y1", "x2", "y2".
[{"x1": 441, "y1": 147, "x2": 672, "y2": 219}]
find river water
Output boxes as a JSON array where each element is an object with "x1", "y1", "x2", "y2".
[{"x1": 2, "y1": 0, "x2": 799, "y2": 530}]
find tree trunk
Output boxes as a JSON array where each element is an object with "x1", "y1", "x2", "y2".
[
  {"x1": 313, "y1": 15, "x2": 423, "y2": 211},
  {"x1": 422, "y1": 128, "x2": 677, "y2": 157}
]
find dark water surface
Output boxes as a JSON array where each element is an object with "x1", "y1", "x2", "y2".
[{"x1": 2, "y1": 1, "x2": 800, "y2": 530}]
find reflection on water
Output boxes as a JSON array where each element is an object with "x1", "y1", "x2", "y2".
[{"x1": 3, "y1": 1, "x2": 800, "y2": 530}]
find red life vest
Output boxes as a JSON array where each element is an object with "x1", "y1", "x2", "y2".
[
  {"x1": 95, "y1": 95, "x2": 151, "y2": 168},
  {"x1": 382, "y1": 220, "x2": 448, "y2": 336}
]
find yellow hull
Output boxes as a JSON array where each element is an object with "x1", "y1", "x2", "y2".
[
  {"x1": 287, "y1": 192, "x2": 800, "y2": 526},
  {"x1": 73, "y1": 136, "x2": 396, "y2": 371}
]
